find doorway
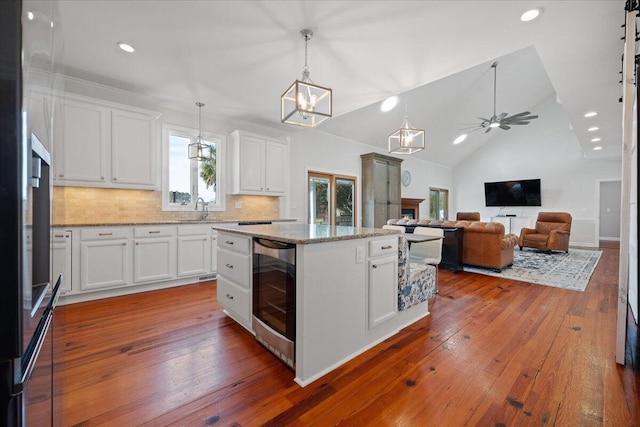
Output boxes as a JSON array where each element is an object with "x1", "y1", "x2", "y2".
[
  {"x1": 597, "y1": 179, "x2": 622, "y2": 242},
  {"x1": 308, "y1": 171, "x2": 357, "y2": 226}
]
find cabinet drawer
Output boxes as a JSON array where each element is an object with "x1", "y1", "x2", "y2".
[
  {"x1": 81, "y1": 227, "x2": 129, "y2": 241},
  {"x1": 134, "y1": 225, "x2": 176, "y2": 238},
  {"x1": 217, "y1": 277, "x2": 250, "y2": 325},
  {"x1": 178, "y1": 224, "x2": 210, "y2": 236},
  {"x1": 369, "y1": 238, "x2": 398, "y2": 258},
  {"x1": 218, "y1": 233, "x2": 251, "y2": 255},
  {"x1": 217, "y1": 249, "x2": 250, "y2": 288}
]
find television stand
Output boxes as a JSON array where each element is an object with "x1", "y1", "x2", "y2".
[{"x1": 490, "y1": 216, "x2": 531, "y2": 235}]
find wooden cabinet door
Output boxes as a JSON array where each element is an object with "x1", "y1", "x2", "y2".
[
  {"x1": 80, "y1": 239, "x2": 129, "y2": 291},
  {"x1": 237, "y1": 134, "x2": 265, "y2": 192},
  {"x1": 54, "y1": 98, "x2": 108, "y2": 184},
  {"x1": 264, "y1": 140, "x2": 286, "y2": 194},
  {"x1": 133, "y1": 237, "x2": 176, "y2": 283},
  {"x1": 111, "y1": 109, "x2": 155, "y2": 186},
  {"x1": 367, "y1": 256, "x2": 398, "y2": 329}
]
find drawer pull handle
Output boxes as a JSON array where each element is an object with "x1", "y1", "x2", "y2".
[
  {"x1": 381, "y1": 245, "x2": 392, "y2": 250},
  {"x1": 99, "y1": 233, "x2": 113, "y2": 236},
  {"x1": 225, "y1": 241, "x2": 234, "y2": 245},
  {"x1": 148, "y1": 230, "x2": 160, "y2": 234},
  {"x1": 225, "y1": 263, "x2": 234, "y2": 269},
  {"x1": 225, "y1": 293, "x2": 234, "y2": 300},
  {"x1": 372, "y1": 264, "x2": 378, "y2": 269},
  {"x1": 54, "y1": 234, "x2": 64, "y2": 238}
]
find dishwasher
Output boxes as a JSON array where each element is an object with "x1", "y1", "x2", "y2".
[{"x1": 252, "y1": 238, "x2": 296, "y2": 369}]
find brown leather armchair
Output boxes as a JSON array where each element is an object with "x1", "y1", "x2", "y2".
[
  {"x1": 456, "y1": 212, "x2": 480, "y2": 221},
  {"x1": 518, "y1": 212, "x2": 572, "y2": 252}
]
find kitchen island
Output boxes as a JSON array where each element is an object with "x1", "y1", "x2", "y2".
[{"x1": 213, "y1": 223, "x2": 432, "y2": 386}]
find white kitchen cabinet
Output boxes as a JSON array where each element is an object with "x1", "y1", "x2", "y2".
[
  {"x1": 230, "y1": 130, "x2": 288, "y2": 196},
  {"x1": 111, "y1": 109, "x2": 155, "y2": 186},
  {"x1": 367, "y1": 238, "x2": 398, "y2": 329},
  {"x1": 133, "y1": 226, "x2": 177, "y2": 283},
  {"x1": 177, "y1": 224, "x2": 210, "y2": 277},
  {"x1": 51, "y1": 229, "x2": 72, "y2": 294},
  {"x1": 216, "y1": 231, "x2": 252, "y2": 330},
  {"x1": 210, "y1": 228, "x2": 218, "y2": 274},
  {"x1": 53, "y1": 97, "x2": 108, "y2": 184},
  {"x1": 53, "y1": 94, "x2": 157, "y2": 189},
  {"x1": 79, "y1": 227, "x2": 131, "y2": 291}
]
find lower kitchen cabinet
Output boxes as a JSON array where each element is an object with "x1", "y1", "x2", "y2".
[
  {"x1": 133, "y1": 226, "x2": 177, "y2": 283},
  {"x1": 79, "y1": 228, "x2": 131, "y2": 291},
  {"x1": 177, "y1": 224, "x2": 210, "y2": 277},
  {"x1": 51, "y1": 229, "x2": 72, "y2": 294},
  {"x1": 367, "y1": 238, "x2": 398, "y2": 329},
  {"x1": 216, "y1": 231, "x2": 252, "y2": 331}
]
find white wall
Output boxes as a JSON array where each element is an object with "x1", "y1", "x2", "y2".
[
  {"x1": 452, "y1": 96, "x2": 621, "y2": 247},
  {"x1": 287, "y1": 130, "x2": 454, "y2": 224}
]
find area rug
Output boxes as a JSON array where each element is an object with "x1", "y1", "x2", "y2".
[{"x1": 464, "y1": 248, "x2": 602, "y2": 291}]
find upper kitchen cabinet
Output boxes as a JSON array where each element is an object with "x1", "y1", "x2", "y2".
[
  {"x1": 53, "y1": 93, "x2": 158, "y2": 189},
  {"x1": 230, "y1": 130, "x2": 288, "y2": 196}
]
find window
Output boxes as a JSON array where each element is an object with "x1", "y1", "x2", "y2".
[
  {"x1": 308, "y1": 171, "x2": 356, "y2": 226},
  {"x1": 162, "y1": 124, "x2": 225, "y2": 211},
  {"x1": 429, "y1": 187, "x2": 449, "y2": 220}
]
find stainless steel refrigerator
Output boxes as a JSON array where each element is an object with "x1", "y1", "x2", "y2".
[{"x1": 1, "y1": 0, "x2": 62, "y2": 425}]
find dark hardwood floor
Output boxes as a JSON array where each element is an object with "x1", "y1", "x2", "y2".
[{"x1": 53, "y1": 242, "x2": 639, "y2": 426}]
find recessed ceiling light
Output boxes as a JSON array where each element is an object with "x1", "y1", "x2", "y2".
[
  {"x1": 27, "y1": 11, "x2": 34, "y2": 20},
  {"x1": 380, "y1": 96, "x2": 399, "y2": 112},
  {"x1": 453, "y1": 134, "x2": 467, "y2": 145},
  {"x1": 117, "y1": 42, "x2": 135, "y2": 53},
  {"x1": 584, "y1": 111, "x2": 597, "y2": 118},
  {"x1": 593, "y1": 146, "x2": 603, "y2": 150},
  {"x1": 520, "y1": 8, "x2": 542, "y2": 22},
  {"x1": 588, "y1": 126, "x2": 599, "y2": 132},
  {"x1": 591, "y1": 137, "x2": 601, "y2": 142}
]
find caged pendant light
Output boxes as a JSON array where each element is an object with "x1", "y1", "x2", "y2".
[
  {"x1": 281, "y1": 29, "x2": 332, "y2": 127},
  {"x1": 388, "y1": 101, "x2": 425, "y2": 155},
  {"x1": 188, "y1": 102, "x2": 212, "y2": 161}
]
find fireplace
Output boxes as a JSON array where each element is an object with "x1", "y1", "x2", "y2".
[{"x1": 401, "y1": 198, "x2": 424, "y2": 220}]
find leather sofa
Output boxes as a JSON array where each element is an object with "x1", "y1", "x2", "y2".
[
  {"x1": 456, "y1": 212, "x2": 481, "y2": 221},
  {"x1": 387, "y1": 218, "x2": 518, "y2": 271}
]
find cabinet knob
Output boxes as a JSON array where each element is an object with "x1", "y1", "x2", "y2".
[
  {"x1": 135, "y1": 242, "x2": 139, "y2": 245},
  {"x1": 123, "y1": 242, "x2": 127, "y2": 246},
  {"x1": 266, "y1": 188, "x2": 269, "y2": 191},
  {"x1": 113, "y1": 177, "x2": 117, "y2": 181},
  {"x1": 225, "y1": 293, "x2": 234, "y2": 300},
  {"x1": 58, "y1": 173, "x2": 64, "y2": 178},
  {"x1": 372, "y1": 264, "x2": 378, "y2": 269},
  {"x1": 101, "y1": 176, "x2": 105, "y2": 180}
]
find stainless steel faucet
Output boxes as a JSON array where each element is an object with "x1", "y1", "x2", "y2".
[{"x1": 195, "y1": 197, "x2": 208, "y2": 220}]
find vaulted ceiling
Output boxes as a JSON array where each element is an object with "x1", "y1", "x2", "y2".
[{"x1": 47, "y1": 1, "x2": 626, "y2": 167}]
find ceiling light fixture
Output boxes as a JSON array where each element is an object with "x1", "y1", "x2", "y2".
[
  {"x1": 520, "y1": 8, "x2": 542, "y2": 22},
  {"x1": 388, "y1": 101, "x2": 425, "y2": 155},
  {"x1": 584, "y1": 111, "x2": 598, "y2": 117},
  {"x1": 593, "y1": 146, "x2": 603, "y2": 150},
  {"x1": 591, "y1": 137, "x2": 601, "y2": 142},
  {"x1": 27, "y1": 11, "x2": 34, "y2": 20},
  {"x1": 281, "y1": 29, "x2": 332, "y2": 127},
  {"x1": 117, "y1": 42, "x2": 135, "y2": 53},
  {"x1": 588, "y1": 126, "x2": 599, "y2": 131},
  {"x1": 188, "y1": 102, "x2": 212, "y2": 161},
  {"x1": 453, "y1": 134, "x2": 467, "y2": 145},
  {"x1": 381, "y1": 96, "x2": 399, "y2": 112}
]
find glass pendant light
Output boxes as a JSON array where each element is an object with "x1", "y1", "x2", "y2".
[
  {"x1": 188, "y1": 102, "x2": 212, "y2": 161},
  {"x1": 281, "y1": 29, "x2": 332, "y2": 127},
  {"x1": 388, "y1": 101, "x2": 425, "y2": 154}
]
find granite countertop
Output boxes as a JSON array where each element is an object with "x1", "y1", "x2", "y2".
[
  {"x1": 53, "y1": 219, "x2": 296, "y2": 227},
  {"x1": 212, "y1": 223, "x2": 399, "y2": 244}
]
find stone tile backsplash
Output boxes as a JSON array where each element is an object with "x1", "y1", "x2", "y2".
[{"x1": 52, "y1": 187, "x2": 280, "y2": 225}]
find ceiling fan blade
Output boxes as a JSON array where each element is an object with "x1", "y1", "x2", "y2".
[
  {"x1": 505, "y1": 111, "x2": 531, "y2": 119},
  {"x1": 507, "y1": 121, "x2": 531, "y2": 125},
  {"x1": 498, "y1": 112, "x2": 508, "y2": 120},
  {"x1": 499, "y1": 124, "x2": 511, "y2": 130},
  {"x1": 484, "y1": 127, "x2": 493, "y2": 134}
]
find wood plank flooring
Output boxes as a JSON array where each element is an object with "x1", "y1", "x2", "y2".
[{"x1": 53, "y1": 243, "x2": 639, "y2": 426}]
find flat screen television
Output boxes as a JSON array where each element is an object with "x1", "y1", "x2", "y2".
[{"x1": 484, "y1": 179, "x2": 541, "y2": 207}]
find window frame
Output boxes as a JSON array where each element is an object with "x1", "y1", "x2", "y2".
[
  {"x1": 307, "y1": 170, "x2": 358, "y2": 226},
  {"x1": 161, "y1": 123, "x2": 226, "y2": 212},
  {"x1": 429, "y1": 187, "x2": 449, "y2": 221}
]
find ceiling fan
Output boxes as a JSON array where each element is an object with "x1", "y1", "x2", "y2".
[{"x1": 461, "y1": 61, "x2": 538, "y2": 134}]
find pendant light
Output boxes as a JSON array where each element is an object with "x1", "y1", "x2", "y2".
[
  {"x1": 281, "y1": 29, "x2": 332, "y2": 127},
  {"x1": 388, "y1": 101, "x2": 425, "y2": 154},
  {"x1": 188, "y1": 102, "x2": 212, "y2": 161}
]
